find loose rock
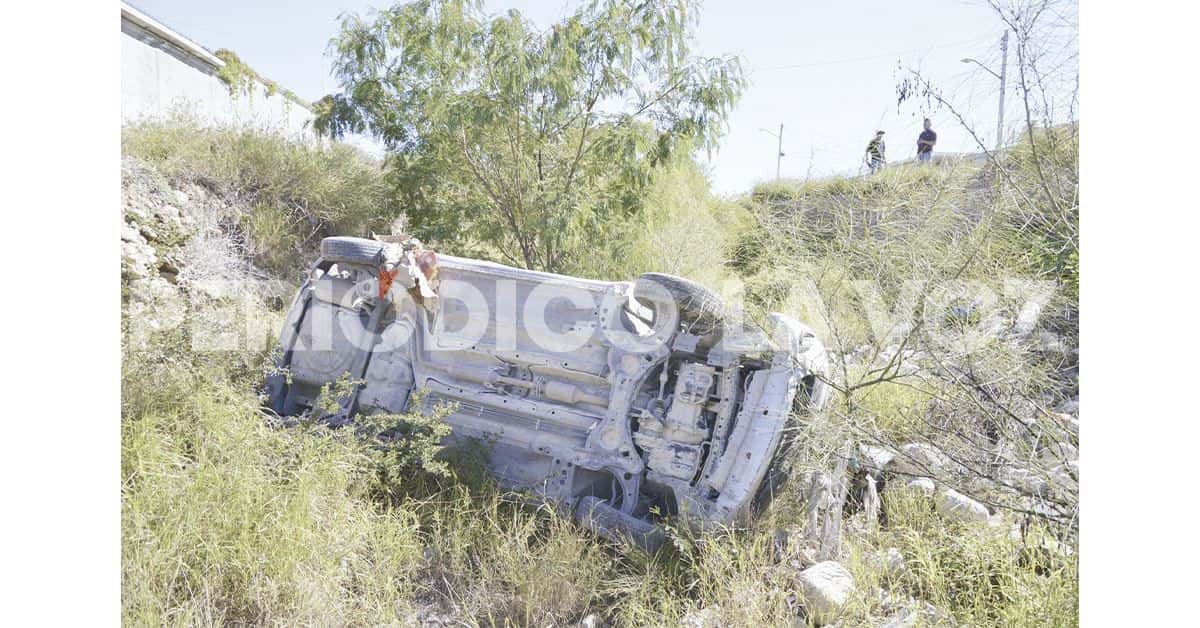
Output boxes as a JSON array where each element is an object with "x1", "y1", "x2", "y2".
[
  {"x1": 867, "y1": 548, "x2": 905, "y2": 579},
  {"x1": 997, "y1": 467, "x2": 1047, "y2": 495},
  {"x1": 905, "y1": 477, "x2": 936, "y2": 496},
  {"x1": 935, "y1": 488, "x2": 989, "y2": 523},
  {"x1": 887, "y1": 443, "x2": 951, "y2": 479},
  {"x1": 1039, "y1": 440, "x2": 1078, "y2": 467},
  {"x1": 857, "y1": 443, "x2": 894, "y2": 478},
  {"x1": 798, "y1": 561, "x2": 855, "y2": 625},
  {"x1": 879, "y1": 602, "x2": 955, "y2": 627},
  {"x1": 880, "y1": 547, "x2": 905, "y2": 576},
  {"x1": 679, "y1": 605, "x2": 721, "y2": 628}
]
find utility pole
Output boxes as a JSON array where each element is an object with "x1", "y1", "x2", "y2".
[
  {"x1": 775, "y1": 123, "x2": 784, "y2": 180},
  {"x1": 997, "y1": 30, "x2": 1008, "y2": 152},
  {"x1": 759, "y1": 124, "x2": 785, "y2": 179},
  {"x1": 961, "y1": 30, "x2": 1010, "y2": 152}
]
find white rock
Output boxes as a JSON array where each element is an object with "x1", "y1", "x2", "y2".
[
  {"x1": 125, "y1": 201, "x2": 151, "y2": 221},
  {"x1": 678, "y1": 606, "x2": 720, "y2": 628},
  {"x1": 1048, "y1": 464, "x2": 1077, "y2": 492},
  {"x1": 857, "y1": 443, "x2": 895, "y2": 477},
  {"x1": 1038, "y1": 330, "x2": 1065, "y2": 353},
  {"x1": 905, "y1": 477, "x2": 936, "y2": 496},
  {"x1": 121, "y1": 222, "x2": 144, "y2": 243},
  {"x1": 879, "y1": 608, "x2": 919, "y2": 628},
  {"x1": 864, "y1": 476, "x2": 881, "y2": 529},
  {"x1": 881, "y1": 602, "x2": 956, "y2": 627},
  {"x1": 888, "y1": 443, "x2": 950, "y2": 478},
  {"x1": 867, "y1": 547, "x2": 905, "y2": 578},
  {"x1": 158, "y1": 203, "x2": 181, "y2": 221},
  {"x1": 1009, "y1": 315, "x2": 1036, "y2": 339},
  {"x1": 580, "y1": 613, "x2": 605, "y2": 628},
  {"x1": 997, "y1": 467, "x2": 1046, "y2": 495},
  {"x1": 121, "y1": 239, "x2": 158, "y2": 278},
  {"x1": 936, "y1": 488, "x2": 990, "y2": 524},
  {"x1": 1039, "y1": 440, "x2": 1078, "y2": 467},
  {"x1": 1041, "y1": 410, "x2": 1079, "y2": 437},
  {"x1": 798, "y1": 561, "x2": 855, "y2": 625},
  {"x1": 123, "y1": 277, "x2": 189, "y2": 349},
  {"x1": 882, "y1": 548, "x2": 905, "y2": 574}
]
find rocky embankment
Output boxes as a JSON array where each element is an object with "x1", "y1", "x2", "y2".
[{"x1": 122, "y1": 157, "x2": 274, "y2": 348}]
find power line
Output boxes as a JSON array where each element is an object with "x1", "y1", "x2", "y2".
[{"x1": 751, "y1": 33, "x2": 997, "y2": 73}]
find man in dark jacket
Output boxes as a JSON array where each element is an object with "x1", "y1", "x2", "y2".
[
  {"x1": 917, "y1": 118, "x2": 937, "y2": 162},
  {"x1": 865, "y1": 130, "x2": 886, "y2": 173}
]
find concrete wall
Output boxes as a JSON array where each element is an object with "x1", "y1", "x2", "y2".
[{"x1": 121, "y1": 6, "x2": 314, "y2": 139}]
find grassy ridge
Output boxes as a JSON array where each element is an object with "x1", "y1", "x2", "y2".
[{"x1": 122, "y1": 116, "x2": 396, "y2": 276}]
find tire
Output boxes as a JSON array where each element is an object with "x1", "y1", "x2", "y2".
[
  {"x1": 633, "y1": 272, "x2": 725, "y2": 336},
  {"x1": 264, "y1": 372, "x2": 288, "y2": 415},
  {"x1": 320, "y1": 236, "x2": 386, "y2": 266}
]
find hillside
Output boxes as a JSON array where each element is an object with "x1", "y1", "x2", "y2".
[{"x1": 121, "y1": 118, "x2": 1078, "y2": 627}]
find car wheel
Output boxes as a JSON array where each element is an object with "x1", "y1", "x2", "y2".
[
  {"x1": 264, "y1": 372, "x2": 288, "y2": 415},
  {"x1": 633, "y1": 272, "x2": 725, "y2": 336},
  {"x1": 320, "y1": 236, "x2": 386, "y2": 266}
]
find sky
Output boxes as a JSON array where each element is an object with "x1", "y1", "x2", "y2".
[{"x1": 127, "y1": 0, "x2": 1074, "y2": 194}]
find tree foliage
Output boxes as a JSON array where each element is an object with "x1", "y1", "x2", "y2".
[{"x1": 316, "y1": 0, "x2": 745, "y2": 271}]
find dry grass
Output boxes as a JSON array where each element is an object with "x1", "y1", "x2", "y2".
[{"x1": 122, "y1": 115, "x2": 397, "y2": 276}]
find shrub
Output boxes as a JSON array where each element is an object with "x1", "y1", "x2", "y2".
[{"x1": 564, "y1": 150, "x2": 752, "y2": 289}]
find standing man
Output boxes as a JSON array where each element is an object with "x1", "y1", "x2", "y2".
[
  {"x1": 865, "y1": 130, "x2": 886, "y2": 174},
  {"x1": 917, "y1": 118, "x2": 937, "y2": 163}
]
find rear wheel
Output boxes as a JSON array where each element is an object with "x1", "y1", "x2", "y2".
[
  {"x1": 320, "y1": 236, "x2": 385, "y2": 266},
  {"x1": 633, "y1": 272, "x2": 725, "y2": 336},
  {"x1": 264, "y1": 372, "x2": 288, "y2": 415}
]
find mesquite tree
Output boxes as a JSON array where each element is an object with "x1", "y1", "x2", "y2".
[{"x1": 316, "y1": 0, "x2": 745, "y2": 272}]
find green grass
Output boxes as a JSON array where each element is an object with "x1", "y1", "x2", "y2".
[
  {"x1": 121, "y1": 306, "x2": 606, "y2": 625},
  {"x1": 123, "y1": 383, "x2": 422, "y2": 624},
  {"x1": 852, "y1": 377, "x2": 939, "y2": 441},
  {"x1": 869, "y1": 487, "x2": 1077, "y2": 627},
  {"x1": 120, "y1": 327, "x2": 796, "y2": 625},
  {"x1": 121, "y1": 293, "x2": 1076, "y2": 627}
]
